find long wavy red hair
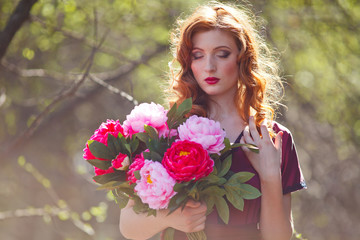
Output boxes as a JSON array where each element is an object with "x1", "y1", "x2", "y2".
[{"x1": 166, "y1": 1, "x2": 283, "y2": 128}]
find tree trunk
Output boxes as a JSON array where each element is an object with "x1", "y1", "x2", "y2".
[{"x1": 0, "y1": 0, "x2": 38, "y2": 60}]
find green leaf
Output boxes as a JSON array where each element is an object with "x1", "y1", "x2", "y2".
[
  {"x1": 136, "y1": 132, "x2": 149, "y2": 143},
  {"x1": 230, "y1": 143, "x2": 259, "y2": 153},
  {"x1": 214, "y1": 158, "x2": 221, "y2": 174},
  {"x1": 218, "y1": 177, "x2": 227, "y2": 185},
  {"x1": 124, "y1": 143, "x2": 132, "y2": 154},
  {"x1": 96, "y1": 181, "x2": 125, "y2": 190},
  {"x1": 173, "y1": 183, "x2": 186, "y2": 193},
  {"x1": 167, "y1": 98, "x2": 192, "y2": 130},
  {"x1": 202, "y1": 173, "x2": 220, "y2": 184},
  {"x1": 118, "y1": 133, "x2": 130, "y2": 155},
  {"x1": 107, "y1": 133, "x2": 118, "y2": 155},
  {"x1": 214, "y1": 196, "x2": 229, "y2": 224},
  {"x1": 200, "y1": 185, "x2": 226, "y2": 197},
  {"x1": 134, "y1": 170, "x2": 141, "y2": 180},
  {"x1": 150, "y1": 151, "x2": 162, "y2": 162},
  {"x1": 224, "y1": 185, "x2": 245, "y2": 211},
  {"x1": 228, "y1": 172, "x2": 255, "y2": 184},
  {"x1": 117, "y1": 185, "x2": 135, "y2": 197},
  {"x1": 210, "y1": 153, "x2": 220, "y2": 161},
  {"x1": 170, "y1": 116, "x2": 187, "y2": 129},
  {"x1": 224, "y1": 137, "x2": 231, "y2": 149},
  {"x1": 132, "y1": 197, "x2": 149, "y2": 213},
  {"x1": 175, "y1": 194, "x2": 188, "y2": 205},
  {"x1": 146, "y1": 209, "x2": 157, "y2": 217},
  {"x1": 166, "y1": 103, "x2": 177, "y2": 129},
  {"x1": 93, "y1": 171, "x2": 127, "y2": 184},
  {"x1": 188, "y1": 183, "x2": 199, "y2": 200},
  {"x1": 87, "y1": 159, "x2": 111, "y2": 170},
  {"x1": 113, "y1": 191, "x2": 129, "y2": 209},
  {"x1": 157, "y1": 140, "x2": 171, "y2": 155},
  {"x1": 203, "y1": 196, "x2": 215, "y2": 215},
  {"x1": 176, "y1": 97, "x2": 192, "y2": 117},
  {"x1": 167, "y1": 194, "x2": 187, "y2": 215},
  {"x1": 88, "y1": 140, "x2": 116, "y2": 160},
  {"x1": 143, "y1": 151, "x2": 151, "y2": 160},
  {"x1": 240, "y1": 183, "x2": 262, "y2": 200},
  {"x1": 144, "y1": 125, "x2": 159, "y2": 140},
  {"x1": 218, "y1": 154, "x2": 232, "y2": 177},
  {"x1": 130, "y1": 138, "x2": 139, "y2": 152},
  {"x1": 147, "y1": 139, "x2": 162, "y2": 155}
]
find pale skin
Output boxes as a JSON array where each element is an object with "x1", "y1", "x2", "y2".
[
  {"x1": 120, "y1": 199, "x2": 207, "y2": 239},
  {"x1": 120, "y1": 29, "x2": 293, "y2": 240}
]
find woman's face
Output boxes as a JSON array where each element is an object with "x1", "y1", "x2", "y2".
[{"x1": 190, "y1": 29, "x2": 239, "y2": 100}]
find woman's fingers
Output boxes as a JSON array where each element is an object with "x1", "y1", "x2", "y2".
[
  {"x1": 274, "y1": 131, "x2": 283, "y2": 151},
  {"x1": 243, "y1": 126, "x2": 255, "y2": 144},
  {"x1": 184, "y1": 200, "x2": 207, "y2": 214},
  {"x1": 189, "y1": 215, "x2": 206, "y2": 232},
  {"x1": 185, "y1": 200, "x2": 201, "y2": 208},
  {"x1": 177, "y1": 201, "x2": 207, "y2": 233},
  {"x1": 260, "y1": 124, "x2": 271, "y2": 142},
  {"x1": 249, "y1": 116, "x2": 260, "y2": 142}
]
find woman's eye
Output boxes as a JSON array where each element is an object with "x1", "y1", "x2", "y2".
[
  {"x1": 191, "y1": 52, "x2": 203, "y2": 60},
  {"x1": 217, "y1": 51, "x2": 231, "y2": 58}
]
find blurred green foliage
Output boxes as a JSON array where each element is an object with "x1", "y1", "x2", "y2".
[{"x1": 0, "y1": 0, "x2": 359, "y2": 240}]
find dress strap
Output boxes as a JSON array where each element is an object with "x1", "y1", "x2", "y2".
[{"x1": 234, "y1": 130, "x2": 244, "y2": 143}]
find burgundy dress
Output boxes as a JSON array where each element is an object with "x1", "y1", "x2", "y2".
[{"x1": 170, "y1": 122, "x2": 307, "y2": 240}]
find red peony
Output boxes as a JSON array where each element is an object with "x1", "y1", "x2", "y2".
[
  {"x1": 83, "y1": 119, "x2": 127, "y2": 176},
  {"x1": 162, "y1": 140, "x2": 214, "y2": 182},
  {"x1": 127, "y1": 152, "x2": 146, "y2": 184}
]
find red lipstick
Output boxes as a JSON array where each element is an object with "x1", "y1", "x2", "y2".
[{"x1": 205, "y1": 77, "x2": 219, "y2": 85}]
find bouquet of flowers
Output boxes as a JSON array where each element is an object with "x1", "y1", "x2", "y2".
[{"x1": 83, "y1": 98, "x2": 261, "y2": 240}]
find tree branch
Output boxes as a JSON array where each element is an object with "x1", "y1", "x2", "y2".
[
  {"x1": 1, "y1": 26, "x2": 107, "y2": 160},
  {"x1": 29, "y1": 15, "x2": 131, "y2": 62},
  {"x1": 1, "y1": 42, "x2": 167, "y2": 160},
  {"x1": 0, "y1": 0, "x2": 39, "y2": 60}
]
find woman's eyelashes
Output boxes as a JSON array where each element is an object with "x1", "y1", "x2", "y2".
[
  {"x1": 191, "y1": 52, "x2": 203, "y2": 60},
  {"x1": 191, "y1": 50, "x2": 231, "y2": 60},
  {"x1": 217, "y1": 50, "x2": 230, "y2": 58}
]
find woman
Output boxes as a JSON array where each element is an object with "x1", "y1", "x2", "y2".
[{"x1": 119, "y1": 2, "x2": 306, "y2": 240}]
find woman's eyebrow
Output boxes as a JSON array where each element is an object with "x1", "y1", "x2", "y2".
[{"x1": 192, "y1": 46, "x2": 232, "y2": 51}]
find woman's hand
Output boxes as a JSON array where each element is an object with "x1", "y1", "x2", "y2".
[
  {"x1": 240, "y1": 116, "x2": 283, "y2": 181},
  {"x1": 165, "y1": 199, "x2": 207, "y2": 233}
]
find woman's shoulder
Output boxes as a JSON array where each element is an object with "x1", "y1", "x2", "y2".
[
  {"x1": 271, "y1": 121, "x2": 291, "y2": 134},
  {"x1": 271, "y1": 121, "x2": 295, "y2": 143}
]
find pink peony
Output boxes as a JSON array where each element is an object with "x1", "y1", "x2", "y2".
[
  {"x1": 162, "y1": 140, "x2": 214, "y2": 182},
  {"x1": 122, "y1": 102, "x2": 171, "y2": 138},
  {"x1": 83, "y1": 119, "x2": 128, "y2": 176},
  {"x1": 177, "y1": 115, "x2": 226, "y2": 154},
  {"x1": 127, "y1": 152, "x2": 146, "y2": 184},
  {"x1": 134, "y1": 160, "x2": 176, "y2": 209}
]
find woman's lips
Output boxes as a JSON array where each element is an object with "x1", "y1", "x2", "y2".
[{"x1": 205, "y1": 77, "x2": 220, "y2": 85}]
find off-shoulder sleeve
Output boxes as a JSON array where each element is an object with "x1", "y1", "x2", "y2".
[{"x1": 273, "y1": 122, "x2": 307, "y2": 195}]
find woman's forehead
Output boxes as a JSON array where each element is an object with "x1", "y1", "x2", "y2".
[{"x1": 192, "y1": 29, "x2": 237, "y2": 50}]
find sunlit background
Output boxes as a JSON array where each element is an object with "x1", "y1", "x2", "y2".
[{"x1": 0, "y1": 0, "x2": 359, "y2": 239}]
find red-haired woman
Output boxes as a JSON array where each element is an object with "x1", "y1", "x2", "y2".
[{"x1": 119, "y1": 2, "x2": 306, "y2": 240}]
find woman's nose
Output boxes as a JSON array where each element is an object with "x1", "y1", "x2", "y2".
[{"x1": 204, "y1": 56, "x2": 216, "y2": 72}]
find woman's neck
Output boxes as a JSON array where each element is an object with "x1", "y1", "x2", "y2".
[
  {"x1": 207, "y1": 94, "x2": 246, "y2": 142},
  {"x1": 207, "y1": 95, "x2": 238, "y2": 121}
]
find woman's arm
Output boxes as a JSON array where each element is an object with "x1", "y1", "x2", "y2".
[
  {"x1": 259, "y1": 177, "x2": 293, "y2": 240},
  {"x1": 119, "y1": 199, "x2": 207, "y2": 240},
  {"x1": 240, "y1": 116, "x2": 293, "y2": 240}
]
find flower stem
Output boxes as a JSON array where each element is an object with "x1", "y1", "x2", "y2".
[{"x1": 186, "y1": 230, "x2": 207, "y2": 240}]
